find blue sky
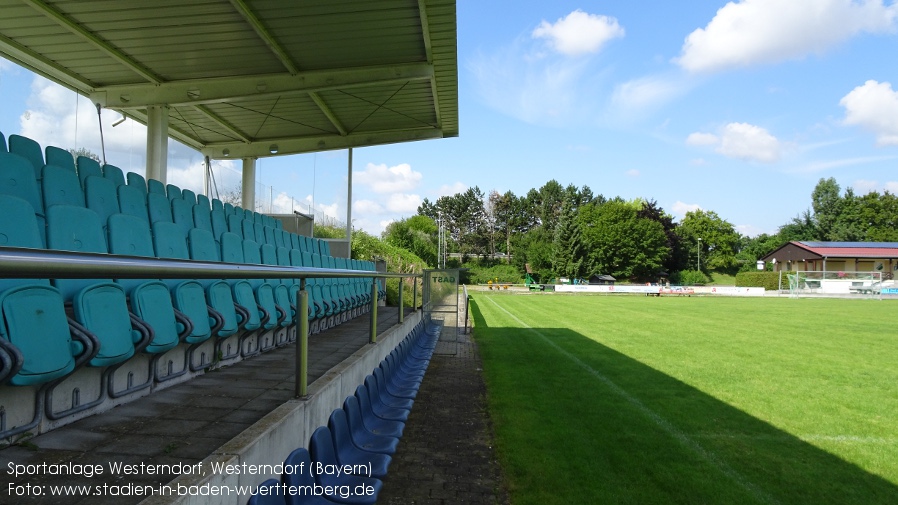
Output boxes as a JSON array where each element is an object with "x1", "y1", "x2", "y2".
[{"x1": 3, "y1": 0, "x2": 898, "y2": 236}]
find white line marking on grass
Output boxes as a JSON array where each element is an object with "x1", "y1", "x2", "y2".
[
  {"x1": 697, "y1": 433, "x2": 898, "y2": 445},
  {"x1": 484, "y1": 295, "x2": 780, "y2": 505}
]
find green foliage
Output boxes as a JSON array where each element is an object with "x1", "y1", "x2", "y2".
[
  {"x1": 671, "y1": 269, "x2": 708, "y2": 286},
  {"x1": 350, "y1": 229, "x2": 426, "y2": 306},
  {"x1": 382, "y1": 215, "x2": 438, "y2": 267},
  {"x1": 735, "y1": 271, "x2": 790, "y2": 290},
  {"x1": 677, "y1": 209, "x2": 741, "y2": 274},
  {"x1": 313, "y1": 224, "x2": 345, "y2": 239},
  {"x1": 461, "y1": 262, "x2": 524, "y2": 285},
  {"x1": 578, "y1": 199, "x2": 670, "y2": 281}
]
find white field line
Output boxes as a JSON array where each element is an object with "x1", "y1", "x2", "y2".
[
  {"x1": 696, "y1": 433, "x2": 898, "y2": 445},
  {"x1": 484, "y1": 295, "x2": 779, "y2": 505}
]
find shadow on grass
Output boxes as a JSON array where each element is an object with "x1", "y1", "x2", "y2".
[{"x1": 471, "y1": 299, "x2": 898, "y2": 505}]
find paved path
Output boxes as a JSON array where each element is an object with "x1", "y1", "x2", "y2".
[{"x1": 377, "y1": 331, "x2": 509, "y2": 505}]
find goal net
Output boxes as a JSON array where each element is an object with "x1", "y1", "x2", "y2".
[{"x1": 781, "y1": 271, "x2": 884, "y2": 299}]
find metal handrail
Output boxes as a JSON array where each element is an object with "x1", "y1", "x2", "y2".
[
  {"x1": 0, "y1": 246, "x2": 421, "y2": 280},
  {"x1": 0, "y1": 246, "x2": 421, "y2": 399}
]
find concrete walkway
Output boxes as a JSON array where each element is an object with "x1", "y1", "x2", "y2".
[{"x1": 377, "y1": 331, "x2": 509, "y2": 505}]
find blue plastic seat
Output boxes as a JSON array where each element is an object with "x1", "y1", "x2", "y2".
[
  {"x1": 283, "y1": 447, "x2": 379, "y2": 505},
  {"x1": 243, "y1": 240, "x2": 282, "y2": 331},
  {"x1": 374, "y1": 365, "x2": 417, "y2": 399},
  {"x1": 106, "y1": 213, "x2": 191, "y2": 355},
  {"x1": 76, "y1": 156, "x2": 103, "y2": 188},
  {"x1": 211, "y1": 197, "x2": 223, "y2": 213},
  {"x1": 102, "y1": 163, "x2": 126, "y2": 187},
  {"x1": 247, "y1": 478, "x2": 286, "y2": 505},
  {"x1": 311, "y1": 423, "x2": 391, "y2": 480},
  {"x1": 42, "y1": 164, "x2": 85, "y2": 209},
  {"x1": 196, "y1": 193, "x2": 211, "y2": 210},
  {"x1": 193, "y1": 203, "x2": 213, "y2": 234},
  {"x1": 261, "y1": 243, "x2": 293, "y2": 327},
  {"x1": 165, "y1": 183, "x2": 182, "y2": 201},
  {"x1": 343, "y1": 394, "x2": 403, "y2": 439},
  {"x1": 45, "y1": 145, "x2": 75, "y2": 171},
  {"x1": 181, "y1": 188, "x2": 197, "y2": 205},
  {"x1": 364, "y1": 375, "x2": 413, "y2": 410},
  {"x1": 210, "y1": 208, "x2": 229, "y2": 242},
  {"x1": 329, "y1": 407, "x2": 398, "y2": 456},
  {"x1": 308, "y1": 429, "x2": 385, "y2": 502},
  {"x1": 355, "y1": 384, "x2": 408, "y2": 423},
  {"x1": 0, "y1": 130, "x2": 6, "y2": 152}
]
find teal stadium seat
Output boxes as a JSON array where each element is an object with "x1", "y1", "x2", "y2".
[
  {"x1": 0, "y1": 196, "x2": 98, "y2": 388},
  {"x1": 166, "y1": 183, "x2": 182, "y2": 201},
  {"x1": 42, "y1": 164, "x2": 85, "y2": 208},
  {"x1": 76, "y1": 156, "x2": 103, "y2": 188},
  {"x1": 45, "y1": 145, "x2": 75, "y2": 171},
  {"x1": 186, "y1": 228, "x2": 245, "y2": 339},
  {"x1": 106, "y1": 213, "x2": 191, "y2": 356},
  {"x1": 102, "y1": 163, "x2": 126, "y2": 187},
  {"x1": 84, "y1": 175, "x2": 121, "y2": 233},
  {"x1": 0, "y1": 152, "x2": 46, "y2": 247},
  {"x1": 8, "y1": 134, "x2": 44, "y2": 181},
  {"x1": 45, "y1": 205, "x2": 151, "y2": 369},
  {"x1": 126, "y1": 172, "x2": 148, "y2": 201},
  {"x1": 147, "y1": 178, "x2": 166, "y2": 196},
  {"x1": 117, "y1": 184, "x2": 150, "y2": 225},
  {"x1": 147, "y1": 191, "x2": 174, "y2": 224}
]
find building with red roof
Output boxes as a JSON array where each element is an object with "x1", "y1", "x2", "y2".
[{"x1": 761, "y1": 241, "x2": 898, "y2": 277}]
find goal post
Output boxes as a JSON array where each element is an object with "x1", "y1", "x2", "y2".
[{"x1": 779, "y1": 270, "x2": 883, "y2": 299}]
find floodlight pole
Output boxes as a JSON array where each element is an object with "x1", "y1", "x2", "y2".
[{"x1": 697, "y1": 238, "x2": 702, "y2": 272}]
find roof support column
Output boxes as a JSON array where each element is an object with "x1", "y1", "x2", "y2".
[
  {"x1": 242, "y1": 157, "x2": 256, "y2": 211},
  {"x1": 346, "y1": 148, "x2": 353, "y2": 242},
  {"x1": 146, "y1": 105, "x2": 169, "y2": 183}
]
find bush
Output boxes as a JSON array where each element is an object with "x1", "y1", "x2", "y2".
[
  {"x1": 461, "y1": 263, "x2": 524, "y2": 285},
  {"x1": 671, "y1": 270, "x2": 708, "y2": 286},
  {"x1": 735, "y1": 271, "x2": 791, "y2": 290}
]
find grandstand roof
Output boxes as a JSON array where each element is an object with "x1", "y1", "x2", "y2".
[
  {"x1": 763, "y1": 241, "x2": 898, "y2": 262},
  {"x1": 0, "y1": 0, "x2": 458, "y2": 159}
]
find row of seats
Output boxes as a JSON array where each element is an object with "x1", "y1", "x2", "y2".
[
  {"x1": 0, "y1": 131, "x2": 382, "y2": 438},
  {"x1": 248, "y1": 319, "x2": 440, "y2": 504}
]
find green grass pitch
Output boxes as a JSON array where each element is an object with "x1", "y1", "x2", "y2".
[{"x1": 471, "y1": 292, "x2": 898, "y2": 505}]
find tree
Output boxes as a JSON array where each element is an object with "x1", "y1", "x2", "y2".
[
  {"x1": 552, "y1": 198, "x2": 586, "y2": 279},
  {"x1": 811, "y1": 177, "x2": 842, "y2": 240},
  {"x1": 637, "y1": 199, "x2": 684, "y2": 273},
  {"x1": 382, "y1": 215, "x2": 438, "y2": 267},
  {"x1": 578, "y1": 199, "x2": 670, "y2": 281},
  {"x1": 69, "y1": 147, "x2": 100, "y2": 162},
  {"x1": 677, "y1": 209, "x2": 741, "y2": 274}
]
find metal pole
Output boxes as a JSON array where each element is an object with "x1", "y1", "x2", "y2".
[
  {"x1": 413, "y1": 278, "x2": 418, "y2": 311},
  {"x1": 295, "y1": 280, "x2": 309, "y2": 398},
  {"x1": 369, "y1": 279, "x2": 378, "y2": 344},
  {"x1": 398, "y1": 277, "x2": 404, "y2": 324}
]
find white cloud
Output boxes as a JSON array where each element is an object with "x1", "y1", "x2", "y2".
[
  {"x1": 435, "y1": 182, "x2": 468, "y2": 197},
  {"x1": 840, "y1": 80, "x2": 898, "y2": 145},
  {"x1": 672, "y1": 201, "x2": 702, "y2": 218},
  {"x1": 736, "y1": 224, "x2": 766, "y2": 237},
  {"x1": 625, "y1": 169, "x2": 640, "y2": 177},
  {"x1": 532, "y1": 10, "x2": 624, "y2": 56},
  {"x1": 793, "y1": 155, "x2": 898, "y2": 173},
  {"x1": 385, "y1": 193, "x2": 422, "y2": 213},
  {"x1": 686, "y1": 132, "x2": 720, "y2": 146},
  {"x1": 354, "y1": 162, "x2": 422, "y2": 194},
  {"x1": 353, "y1": 199, "x2": 385, "y2": 215},
  {"x1": 717, "y1": 122, "x2": 781, "y2": 162},
  {"x1": 852, "y1": 179, "x2": 898, "y2": 194},
  {"x1": 610, "y1": 74, "x2": 691, "y2": 117},
  {"x1": 688, "y1": 122, "x2": 781, "y2": 163},
  {"x1": 675, "y1": 0, "x2": 898, "y2": 73}
]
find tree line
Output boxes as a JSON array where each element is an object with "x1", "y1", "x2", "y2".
[{"x1": 381, "y1": 178, "x2": 898, "y2": 283}]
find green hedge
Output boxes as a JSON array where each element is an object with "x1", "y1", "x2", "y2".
[{"x1": 735, "y1": 271, "x2": 792, "y2": 291}]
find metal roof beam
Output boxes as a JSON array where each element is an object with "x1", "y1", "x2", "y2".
[
  {"x1": 309, "y1": 92, "x2": 347, "y2": 136},
  {"x1": 201, "y1": 127, "x2": 443, "y2": 159},
  {"x1": 91, "y1": 63, "x2": 434, "y2": 109},
  {"x1": 191, "y1": 105, "x2": 252, "y2": 143},
  {"x1": 22, "y1": 0, "x2": 162, "y2": 85},
  {"x1": 0, "y1": 33, "x2": 94, "y2": 92},
  {"x1": 228, "y1": 0, "x2": 299, "y2": 75}
]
